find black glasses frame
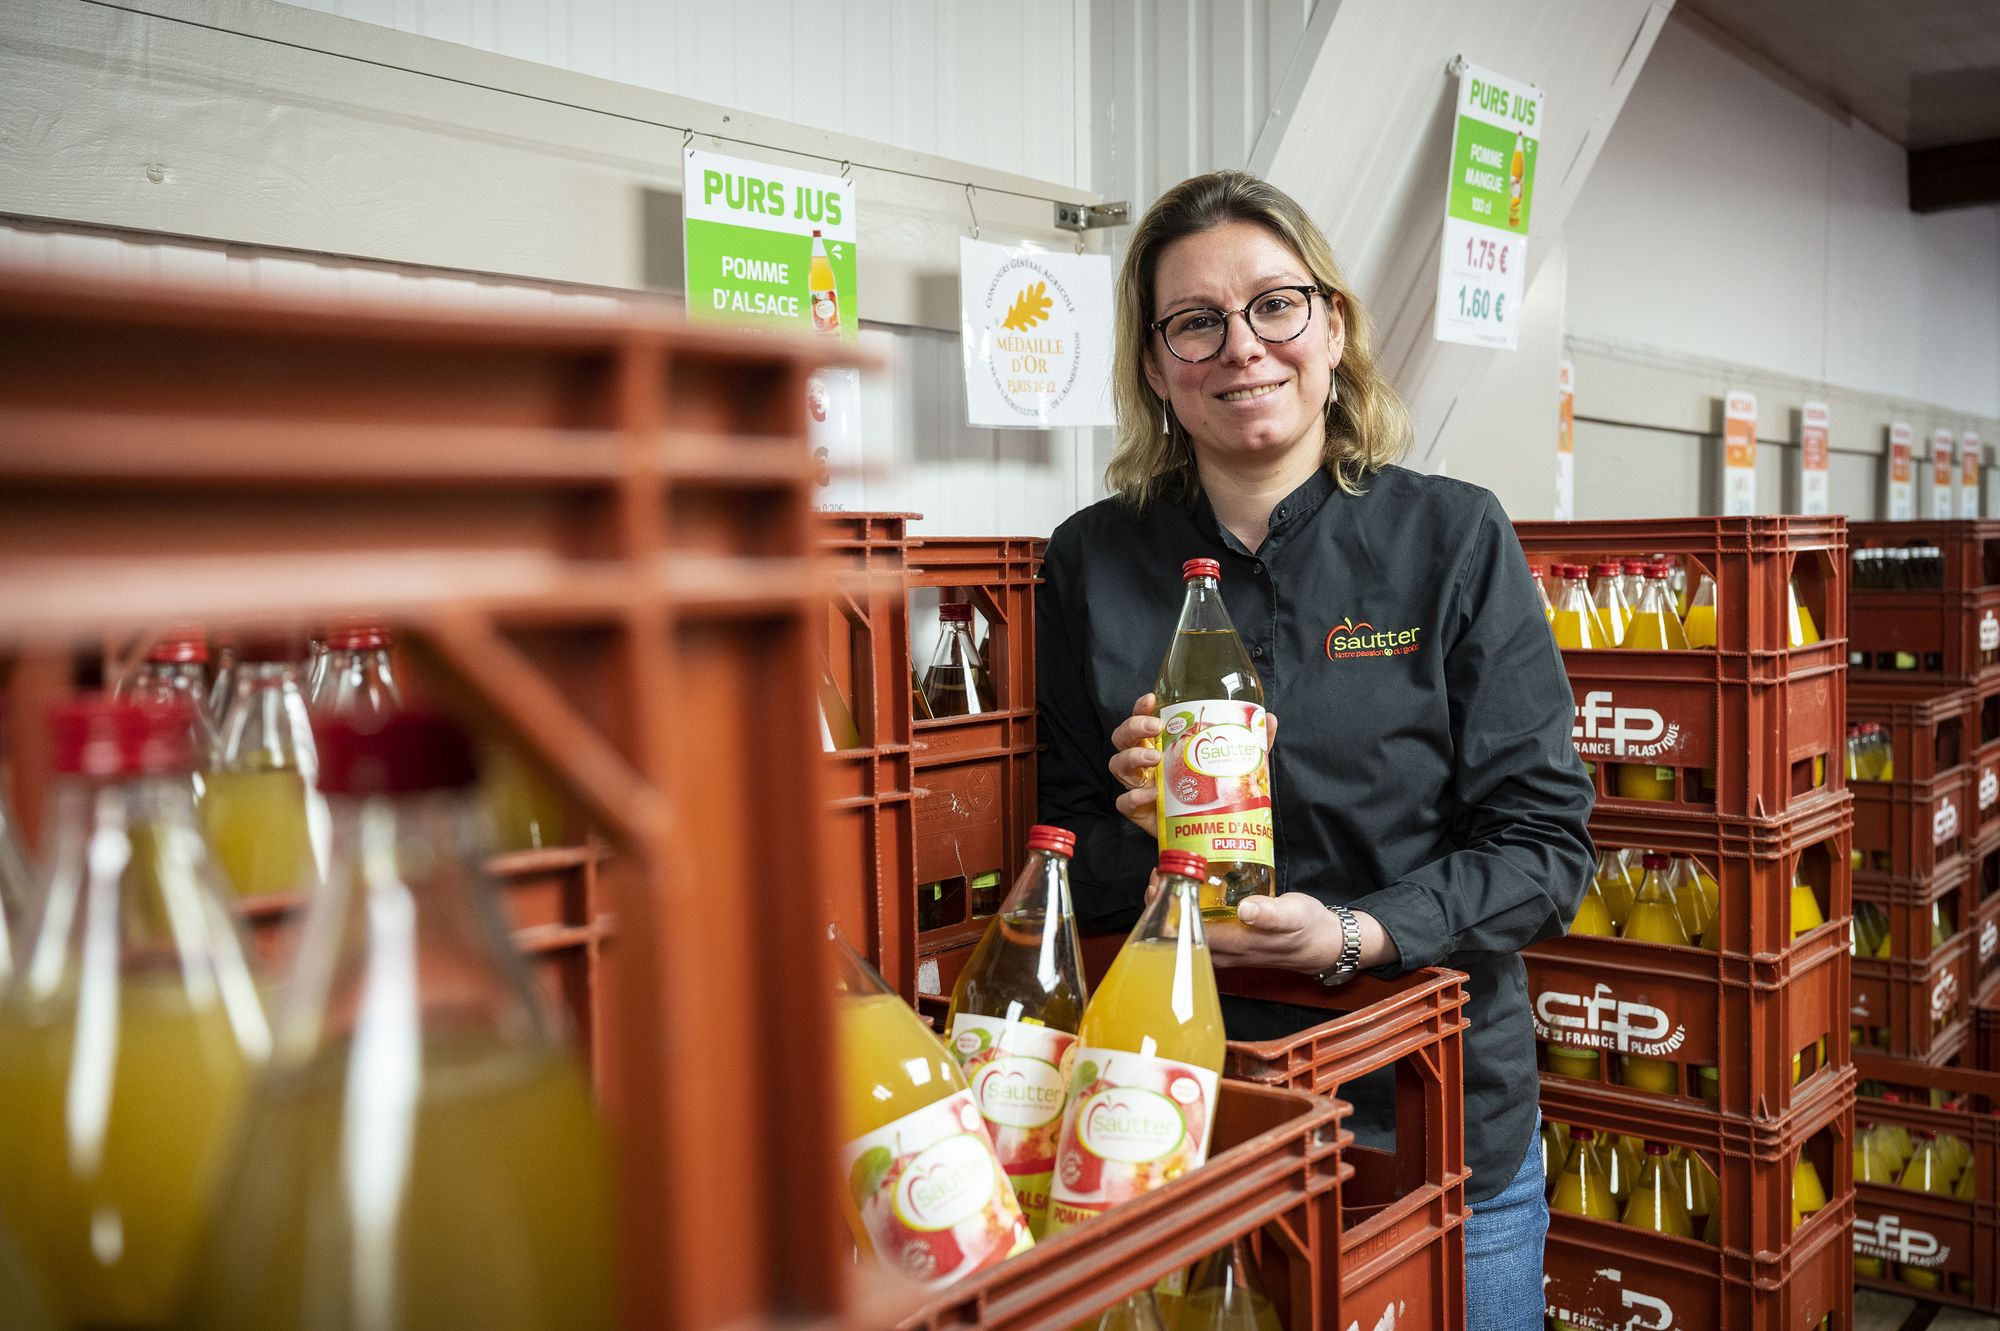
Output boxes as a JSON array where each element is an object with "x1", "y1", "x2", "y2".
[{"x1": 1148, "y1": 284, "x2": 1329, "y2": 364}]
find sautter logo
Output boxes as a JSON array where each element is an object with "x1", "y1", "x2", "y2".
[
  {"x1": 1533, "y1": 982, "x2": 1686, "y2": 1056},
  {"x1": 1325, "y1": 616, "x2": 1423, "y2": 660}
]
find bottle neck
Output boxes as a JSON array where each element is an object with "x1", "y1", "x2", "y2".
[
  {"x1": 275, "y1": 787, "x2": 556, "y2": 1068},
  {"x1": 1175, "y1": 576, "x2": 1233, "y2": 632},
  {"x1": 311, "y1": 648, "x2": 403, "y2": 723},
  {"x1": 219, "y1": 662, "x2": 317, "y2": 777}
]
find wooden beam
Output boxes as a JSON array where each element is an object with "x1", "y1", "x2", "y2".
[{"x1": 1909, "y1": 137, "x2": 2000, "y2": 214}]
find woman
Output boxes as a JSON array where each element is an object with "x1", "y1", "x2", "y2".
[{"x1": 1035, "y1": 170, "x2": 1594, "y2": 1329}]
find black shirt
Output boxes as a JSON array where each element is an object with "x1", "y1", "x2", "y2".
[{"x1": 1035, "y1": 463, "x2": 1594, "y2": 1203}]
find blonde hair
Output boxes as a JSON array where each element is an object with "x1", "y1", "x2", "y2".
[{"x1": 1106, "y1": 171, "x2": 1410, "y2": 508}]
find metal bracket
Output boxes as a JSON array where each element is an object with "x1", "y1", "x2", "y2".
[{"x1": 1054, "y1": 201, "x2": 1130, "y2": 233}]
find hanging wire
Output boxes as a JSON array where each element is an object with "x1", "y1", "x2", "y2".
[{"x1": 965, "y1": 184, "x2": 980, "y2": 241}]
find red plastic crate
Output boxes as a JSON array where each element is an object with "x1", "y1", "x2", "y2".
[
  {"x1": 1852, "y1": 1052, "x2": 2000, "y2": 1313},
  {"x1": 1514, "y1": 515, "x2": 1847, "y2": 658},
  {"x1": 1854, "y1": 860, "x2": 1976, "y2": 966},
  {"x1": 1539, "y1": 1064, "x2": 1855, "y2": 1266},
  {"x1": 1849, "y1": 520, "x2": 2000, "y2": 595},
  {"x1": 1849, "y1": 587, "x2": 2000, "y2": 689},
  {"x1": 1544, "y1": 1187, "x2": 1851, "y2": 1331},
  {"x1": 1854, "y1": 766, "x2": 1972, "y2": 879},
  {"x1": 1971, "y1": 874, "x2": 2000, "y2": 1002},
  {"x1": 1585, "y1": 797, "x2": 1851, "y2": 958},
  {"x1": 1565, "y1": 655, "x2": 1844, "y2": 821},
  {"x1": 1853, "y1": 928, "x2": 1974, "y2": 1064},
  {"x1": 907, "y1": 537, "x2": 1043, "y2": 988},
  {"x1": 1527, "y1": 915, "x2": 1850, "y2": 1118},
  {"x1": 897, "y1": 1082, "x2": 1352, "y2": 1331},
  {"x1": 816, "y1": 512, "x2": 917, "y2": 751},
  {"x1": 1848, "y1": 683, "x2": 1976, "y2": 785},
  {"x1": 1219, "y1": 969, "x2": 1471, "y2": 1331}
]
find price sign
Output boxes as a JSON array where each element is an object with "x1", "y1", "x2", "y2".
[
  {"x1": 1722, "y1": 392, "x2": 1757, "y2": 516},
  {"x1": 1554, "y1": 360, "x2": 1575, "y2": 520},
  {"x1": 1964, "y1": 432, "x2": 1985, "y2": 519},
  {"x1": 1932, "y1": 429, "x2": 1956, "y2": 519},
  {"x1": 1798, "y1": 401, "x2": 1829, "y2": 516},
  {"x1": 1888, "y1": 422, "x2": 1915, "y2": 520},
  {"x1": 1434, "y1": 63, "x2": 1542, "y2": 351}
]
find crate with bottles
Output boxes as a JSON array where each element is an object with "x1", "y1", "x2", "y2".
[
  {"x1": 1853, "y1": 924, "x2": 1975, "y2": 1067},
  {"x1": 906, "y1": 537, "x2": 1044, "y2": 996},
  {"x1": 813, "y1": 512, "x2": 921, "y2": 999},
  {"x1": 1854, "y1": 859, "x2": 1975, "y2": 970},
  {"x1": 1846, "y1": 685, "x2": 1976, "y2": 787},
  {"x1": 1852, "y1": 762, "x2": 1972, "y2": 882},
  {"x1": 1516, "y1": 518, "x2": 1847, "y2": 821},
  {"x1": 1851, "y1": 1052, "x2": 2000, "y2": 1314},
  {"x1": 1848, "y1": 520, "x2": 2000, "y2": 690},
  {"x1": 1538, "y1": 1062, "x2": 1852, "y2": 1330}
]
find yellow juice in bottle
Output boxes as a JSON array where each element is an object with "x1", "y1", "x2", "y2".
[
  {"x1": 0, "y1": 978, "x2": 252, "y2": 1327},
  {"x1": 480, "y1": 742, "x2": 567, "y2": 852},
  {"x1": 1549, "y1": 1128, "x2": 1619, "y2": 1220},
  {"x1": 1614, "y1": 764, "x2": 1677, "y2": 801},
  {"x1": 1623, "y1": 607, "x2": 1690, "y2": 651},
  {"x1": 1788, "y1": 580, "x2": 1820, "y2": 647},
  {"x1": 1594, "y1": 851, "x2": 1637, "y2": 930},
  {"x1": 1619, "y1": 854, "x2": 1689, "y2": 1093},
  {"x1": 179, "y1": 1033, "x2": 614, "y2": 1328},
  {"x1": 1621, "y1": 1145, "x2": 1692, "y2": 1236},
  {"x1": 1682, "y1": 604, "x2": 1716, "y2": 648},
  {"x1": 1791, "y1": 879, "x2": 1826, "y2": 938},
  {"x1": 202, "y1": 767, "x2": 314, "y2": 896},
  {"x1": 1552, "y1": 609, "x2": 1606, "y2": 650},
  {"x1": 1050, "y1": 854, "x2": 1224, "y2": 1308}
]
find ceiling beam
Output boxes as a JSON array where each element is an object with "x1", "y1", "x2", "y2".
[{"x1": 1909, "y1": 137, "x2": 2000, "y2": 214}]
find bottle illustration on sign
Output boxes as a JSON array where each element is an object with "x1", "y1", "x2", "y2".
[
  {"x1": 1508, "y1": 132, "x2": 1525, "y2": 228},
  {"x1": 809, "y1": 229, "x2": 840, "y2": 334}
]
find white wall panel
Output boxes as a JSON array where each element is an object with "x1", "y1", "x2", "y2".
[{"x1": 279, "y1": 0, "x2": 1085, "y2": 188}]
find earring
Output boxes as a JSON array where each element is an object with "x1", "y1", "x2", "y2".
[
  {"x1": 1328, "y1": 375, "x2": 1340, "y2": 408},
  {"x1": 1161, "y1": 399, "x2": 1171, "y2": 435}
]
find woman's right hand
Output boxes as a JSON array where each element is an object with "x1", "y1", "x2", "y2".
[{"x1": 1109, "y1": 694, "x2": 1166, "y2": 837}]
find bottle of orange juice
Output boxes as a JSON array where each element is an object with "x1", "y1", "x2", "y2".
[
  {"x1": 1683, "y1": 573, "x2": 1717, "y2": 648},
  {"x1": 1590, "y1": 561, "x2": 1632, "y2": 646},
  {"x1": 0, "y1": 697, "x2": 270, "y2": 1327},
  {"x1": 945, "y1": 825, "x2": 1089, "y2": 1236},
  {"x1": 1551, "y1": 565, "x2": 1610, "y2": 649},
  {"x1": 1788, "y1": 577, "x2": 1820, "y2": 647},
  {"x1": 1549, "y1": 1127, "x2": 1618, "y2": 1220},
  {"x1": 1048, "y1": 851, "x2": 1225, "y2": 1307},
  {"x1": 1623, "y1": 561, "x2": 1691, "y2": 650},
  {"x1": 1592, "y1": 849, "x2": 1637, "y2": 931},
  {"x1": 1618, "y1": 854, "x2": 1689, "y2": 1094},
  {"x1": 205, "y1": 637, "x2": 321, "y2": 897},
  {"x1": 1621, "y1": 1142, "x2": 1692, "y2": 1235}
]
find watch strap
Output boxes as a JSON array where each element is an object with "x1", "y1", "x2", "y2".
[{"x1": 1318, "y1": 904, "x2": 1363, "y2": 986}]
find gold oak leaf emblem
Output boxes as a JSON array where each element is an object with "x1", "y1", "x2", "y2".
[{"x1": 1001, "y1": 282, "x2": 1053, "y2": 331}]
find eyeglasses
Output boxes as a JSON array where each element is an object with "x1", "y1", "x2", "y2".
[{"x1": 1149, "y1": 284, "x2": 1327, "y2": 364}]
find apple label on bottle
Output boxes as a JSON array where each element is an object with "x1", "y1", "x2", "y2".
[
  {"x1": 949, "y1": 1013, "x2": 1078, "y2": 1232},
  {"x1": 840, "y1": 1088, "x2": 1033, "y2": 1288},
  {"x1": 1157, "y1": 699, "x2": 1274, "y2": 866}
]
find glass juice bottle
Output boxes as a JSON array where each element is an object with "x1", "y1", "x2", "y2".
[
  {"x1": 1549, "y1": 1127, "x2": 1618, "y2": 1220},
  {"x1": 1529, "y1": 563, "x2": 1554, "y2": 624},
  {"x1": 1618, "y1": 854, "x2": 1689, "y2": 1094},
  {"x1": 1683, "y1": 574, "x2": 1718, "y2": 648},
  {"x1": 1184, "y1": 1236, "x2": 1282, "y2": 1331},
  {"x1": 1048, "y1": 850, "x2": 1225, "y2": 1308},
  {"x1": 1154, "y1": 559, "x2": 1274, "y2": 917},
  {"x1": 809, "y1": 228, "x2": 841, "y2": 334},
  {"x1": 0, "y1": 696, "x2": 269, "y2": 1327},
  {"x1": 1624, "y1": 562, "x2": 1691, "y2": 651},
  {"x1": 120, "y1": 627, "x2": 221, "y2": 771},
  {"x1": 834, "y1": 931, "x2": 1033, "y2": 1288},
  {"x1": 307, "y1": 622, "x2": 403, "y2": 723},
  {"x1": 1551, "y1": 565, "x2": 1609, "y2": 649},
  {"x1": 1590, "y1": 561, "x2": 1631, "y2": 646},
  {"x1": 922, "y1": 602, "x2": 994, "y2": 718},
  {"x1": 1621, "y1": 1142, "x2": 1692, "y2": 1236},
  {"x1": 179, "y1": 712, "x2": 616, "y2": 1328},
  {"x1": 205, "y1": 639, "x2": 321, "y2": 897},
  {"x1": 944, "y1": 824, "x2": 1089, "y2": 1236}
]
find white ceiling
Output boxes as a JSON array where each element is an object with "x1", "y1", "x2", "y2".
[{"x1": 1678, "y1": 0, "x2": 2000, "y2": 150}]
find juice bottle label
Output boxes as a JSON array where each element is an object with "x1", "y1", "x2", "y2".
[
  {"x1": 949, "y1": 1014, "x2": 1077, "y2": 1227},
  {"x1": 1047, "y1": 1046, "x2": 1220, "y2": 1290},
  {"x1": 1157, "y1": 700, "x2": 1273, "y2": 867},
  {"x1": 839, "y1": 1088, "x2": 1033, "y2": 1288}
]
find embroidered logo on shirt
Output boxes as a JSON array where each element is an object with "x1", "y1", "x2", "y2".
[{"x1": 1324, "y1": 617, "x2": 1423, "y2": 660}]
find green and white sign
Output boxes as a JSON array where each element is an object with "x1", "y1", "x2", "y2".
[
  {"x1": 1434, "y1": 63, "x2": 1543, "y2": 351},
  {"x1": 683, "y1": 148, "x2": 858, "y2": 341}
]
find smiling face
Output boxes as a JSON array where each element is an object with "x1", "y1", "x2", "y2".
[{"x1": 1142, "y1": 220, "x2": 1345, "y2": 478}]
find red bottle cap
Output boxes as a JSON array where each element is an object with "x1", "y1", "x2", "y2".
[
  {"x1": 50, "y1": 694, "x2": 196, "y2": 778},
  {"x1": 1642, "y1": 852, "x2": 1670, "y2": 870},
  {"x1": 325, "y1": 622, "x2": 392, "y2": 652},
  {"x1": 1621, "y1": 558, "x2": 1648, "y2": 574},
  {"x1": 1645, "y1": 1140, "x2": 1670, "y2": 1155},
  {"x1": 1527, "y1": 563, "x2": 1546, "y2": 576},
  {"x1": 938, "y1": 602, "x2": 974, "y2": 624},
  {"x1": 316, "y1": 711, "x2": 478, "y2": 796},
  {"x1": 1646, "y1": 561, "x2": 1673, "y2": 578},
  {"x1": 1571, "y1": 1126, "x2": 1596, "y2": 1142},
  {"x1": 1592, "y1": 562, "x2": 1621, "y2": 578},
  {"x1": 145, "y1": 627, "x2": 209, "y2": 664},
  {"x1": 1182, "y1": 558, "x2": 1221, "y2": 582},
  {"x1": 1026, "y1": 824, "x2": 1076, "y2": 857},
  {"x1": 1157, "y1": 850, "x2": 1209, "y2": 881}
]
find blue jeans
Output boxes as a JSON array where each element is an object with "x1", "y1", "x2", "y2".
[{"x1": 1464, "y1": 1116, "x2": 1548, "y2": 1331}]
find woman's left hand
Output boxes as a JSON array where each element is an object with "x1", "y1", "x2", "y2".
[{"x1": 1204, "y1": 893, "x2": 1398, "y2": 974}]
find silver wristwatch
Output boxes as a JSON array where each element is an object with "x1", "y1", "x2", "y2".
[{"x1": 1317, "y1": 904, "x2": 1363, "y2": 986}]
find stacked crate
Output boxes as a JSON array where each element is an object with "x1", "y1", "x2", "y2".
[
  {"x1": 1845, "y1": 520, "x2": 2000, "y2": 1314},
  {"x1": 1516, "y1": 518, "x2": 1854, "y2": 1329}
]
